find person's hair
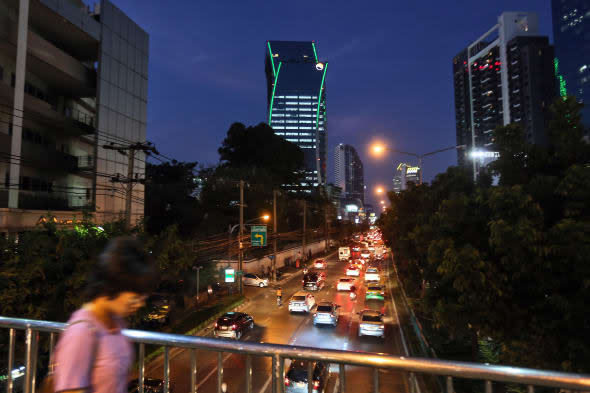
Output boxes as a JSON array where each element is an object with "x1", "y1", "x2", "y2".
[{"x1": 84, "y1": 237, "x2": 157, "y2": 300}]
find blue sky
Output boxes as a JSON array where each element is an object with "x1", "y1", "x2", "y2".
[{"x1": 106, "y1": 0, "x2": 553, "y2": 207}]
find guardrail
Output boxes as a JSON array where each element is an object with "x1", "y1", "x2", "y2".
[{"x1": 1, "y1": 316, "x2": 590, "y2": 393}]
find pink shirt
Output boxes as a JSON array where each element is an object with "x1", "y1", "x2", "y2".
[{"x1": 54, "y1": 309, "x2": 133, "y2": 393}]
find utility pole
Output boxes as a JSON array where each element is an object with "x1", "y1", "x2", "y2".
[
  {"x1": 239, "y1": 180, "x2": 244, "y2": 295},
  {"x1": 273, "y1": 190, "x2": 278, "y2": 282},
  {"x1": 302, "y1": 199, "x2": 306, "y2": 263},
  {"x1": 325, "y1": 204, "x2": 329, "y2": 253},
  {"x1": 103, "y1": 142, "x2": 158, "y2": 230},
  {"x1": 193, "y1": 266, "x2": 203, "y2": 304}
]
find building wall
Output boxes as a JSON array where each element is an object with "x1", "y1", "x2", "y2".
[
  {"x1": 0, "y1": 0, "x2": 147, "y2": 231},
  {"x1": 95, "y1": 0, "x2": 148, "y2": 223},
  {"x1": 552, "y1": 0, "x2": 590, "y2": 132}
]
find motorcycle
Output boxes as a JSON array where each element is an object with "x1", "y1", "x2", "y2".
[
  {"x1": 277, "y1": 296, "x2": 282, "y2": 306},
  {"x1": 349, "y1": 286, "x2": 357, "y2": 300}
]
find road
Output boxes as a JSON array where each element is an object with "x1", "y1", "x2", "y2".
[{"x1": 141, "y1": 252, "x2": 409, "y2": 393}]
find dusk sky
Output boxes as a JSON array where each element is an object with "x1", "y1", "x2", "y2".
[{"x1": 106, "y1": 0, "x2": 553, "y2": 207}]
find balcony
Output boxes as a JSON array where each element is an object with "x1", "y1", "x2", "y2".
[
  {"x1": 0, "y1": 82, "x2": 95, "y2": 136},
  {"x1": 20, "y1": 142, "x2": 78, "y2": 172},
  {"x1": 0, "y1": 316, "x2": 589, "y2": 393}
]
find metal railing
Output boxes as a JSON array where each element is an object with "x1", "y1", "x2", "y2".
[{"x1": 1, "y1": 315, "x2": 589, "y2": 393}]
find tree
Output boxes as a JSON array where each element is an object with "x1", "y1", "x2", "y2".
[
  {"x1": 145, "y1": 161, "x2": 203, "y2": 236},
  {"x1": 218, "y1": 122, "x2": 305, "y2": 186}
]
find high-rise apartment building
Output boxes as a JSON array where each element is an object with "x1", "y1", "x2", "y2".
[
  {"x1": 552, "y1": 0, "x2": 590, "y2": 132},
  {"x1": 266, "y1": 41, "x2": 327, "y2": 191},
  {"x1": 0, "y1": 0, "x2": 149, "y2": 232},
  {"x1": 334, "y1": 144, "x2": 364, "y2": 203},
  {"x1": 392, "y1": 163, "x2": 420, "y2": 193},
  {"x1": 453, "y1": 12, "x2": 556, "y2": 175}
]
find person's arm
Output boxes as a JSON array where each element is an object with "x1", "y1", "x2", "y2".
[{"x1": 54, "y1": 323, "x2": 97, "y2": 393}]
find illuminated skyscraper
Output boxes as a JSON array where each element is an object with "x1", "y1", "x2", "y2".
[
  {"x1": 334, "y1": 144, "x2": 364, "y2": 203},
  {"x1": 265, "y1": 41, "x2": 327, "y2": 191},
  {"x1": 552, "y1": 0, "x2": 590, "y2": 133},
  {"x1": 453, "y1": 12, "x2": 556, "y2": 177},
  {"x1": 393, "y1": 163, "x2": 420, "y2": 193}
]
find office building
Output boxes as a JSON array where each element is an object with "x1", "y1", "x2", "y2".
[
  {"x1": 266, "y1": 41, "x2": 327, "y2": 191},
  {"x1": 334, "y1": 143, "x2": 364, "y2": 203},
  {"x1": 0, "y1": 0, "x2": 149, "y2": 232},
  {"x1": 552, "y1": 0, "x2": 590, "y2": 132},
  {"x1": 393, "y1": 163, "x2": 420, "y2": 193},
  {"x1": 453, "y1": 12, "x2": 556, "y2": 175}
]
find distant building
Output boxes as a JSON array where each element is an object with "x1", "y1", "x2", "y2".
[
  {"x1": 334, "y1": 144, "x2": 364, "y2": 203},
  {"x1": 552, "y1": 0, "x2": 590, "y2": 133},
  {"x1": 393, "y1": 163, "x2": 421, "y2": 192},
  {"x1": 325, "y1": 183, "x2": 342, "y2": 217},
  {"x1": 0, "y1": 0, "x2": 149, "y2": 232},
  {"x1": 266, "y1": 41, "x2": 327, "y2": 192},
  {"x1": 453, "y1": 12, "x2": 556, "y2": 177}
]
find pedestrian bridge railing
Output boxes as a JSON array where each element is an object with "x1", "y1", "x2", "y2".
[{"x1": 1, "y1": 315, "x2": 589, "y2": 393}]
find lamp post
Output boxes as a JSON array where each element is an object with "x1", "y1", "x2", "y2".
[
  {"x1": 371, "y1": 144, "x2": 466, "y2": 185},
  {"x1": 229, "y1": 215, "x2": 270, "y2": 294},
  {"x1": 192, "y1": 266, "x2": 203, "y2": 304}
]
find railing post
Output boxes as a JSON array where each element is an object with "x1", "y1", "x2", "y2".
[
  {"x1": 307, "y1": 361, "x2": 314, "y2": 393},
  {"x1": 409, "y1": 372, "x2": 416, "y2": 393},
  {"x1": 24, "y1": 328, "x2": 33, "y2": 393},
  {"x1": 217, "y1": 352, "x2": 224, "y2": 393},
  {"x1": 7, "y1": 328, "x2": 15, "y2": 393},
  {"x1": 139, "y1": 343, "x2": 145, "y2": 393},
  {"x1": 446, "y1": 376, "x2": 454, "y2": 393},
  {"x1": 245, "y1": 354, "x2": 252, "y2": 393},
  {"x1": 272, "y1": 354, "x2": 282, "y2": 393},
  {"x1": 164, "y1": 346, "x2": 170, "y2": 393},
  {"x1": 49, "y1": 332, "x2": 56, "y2": 374},
  {"x1": 190, "y1": 349, "x2": 197, "y2": 393},
  {"x1": 485, "y1": 380, "x2": 493, "y2": 393},
  {"x1": 527, "y1": 385, "x2": 534, "y2": 393},
  {"x1": 31, "y1": 331, "x2": 39, "y2": 393},
  {"x1": 339, "y1": 364, "x2": 345, "y2": 393},
  {"x1": 373, "y1": 368, "x2": 380, "y2": 393}
]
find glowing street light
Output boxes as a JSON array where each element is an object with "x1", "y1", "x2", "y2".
[
  {"x1": 371, "y1": 143, "x2": 386, "y2": 156},
  {"x1": 380, "y1": 200, "x2": 385, "y2": 205},
  {"x1": 375, "y1": 186, "x2": 385, "y2": 194},
  {"x1": 262, "y1": 214, "x2": 270, "y2": 222}
]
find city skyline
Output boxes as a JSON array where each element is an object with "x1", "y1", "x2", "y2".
[{"x1": 91, "y1": 0, "x2": 554, "y2": 208}]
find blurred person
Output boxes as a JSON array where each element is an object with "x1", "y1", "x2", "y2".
[{"x1": 51, "y1": 237, "x2": 156, "y2": 393}]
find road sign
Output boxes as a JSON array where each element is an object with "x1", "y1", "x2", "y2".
[
  {"x1": 251, "y1": 225, "x2": 267, "y2": 247},
  {"x1": 225, "y1": 268, "x2": 235, "y2": 283}
]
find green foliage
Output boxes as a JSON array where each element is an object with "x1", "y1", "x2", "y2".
[{"x1": 379, "y1": 96, "x2": 590, "y2": 372}]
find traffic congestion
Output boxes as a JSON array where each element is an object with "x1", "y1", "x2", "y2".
[{"x1": 140, "y1": 229, "x2": 407, "y2": 393}]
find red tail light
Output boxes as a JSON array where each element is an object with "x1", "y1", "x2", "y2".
[
  {"x1": 313, "y1": 380, "x2": 320, "y2": 389},
  {"x1": 214, "y1": 322, "x2": 218, "y2": 329},
  {"x1": 284, "y1": 377, "x2": 290, "y2": 386},
  {"x1": 231, "y1": 324, "x2": 237, "y2": 330}
]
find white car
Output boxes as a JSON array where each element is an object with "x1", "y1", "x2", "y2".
[
  {"x1": 365, "y1": 267, "x2": 380, "y2": 282},
  {"x1": 314, "y1": 259, "x2": 327, "y2": 270},
  {"x1": 358, "y1": 309, "x2": 385, "y2": 338},
  {"x1": 360, "y1": 249, "x2": 371, "y2": 259},
  {"x1": 337, "y1": 278, "x2": 355, "y2": 291},
  {"x1": 288, "y1": 291, "x2": 316, "y2": 313},
  {"x1": 243, "y1": 273, "x2": 269, "y2": 287},
  {"x1": 346, "y1": 265, "x2": 360, "y2": 276},
  {"x1": 313, "y1": 302, "x2": 340, "y2": 326}
]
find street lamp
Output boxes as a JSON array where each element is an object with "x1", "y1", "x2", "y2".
[
  {"x1": 192, "y1": 266, "x2": 204, "y2": 304},
  {"x1": 375, "y1": 186, "x2": 385, "y2": 194},
  {"x1": 380, "y1": 200, "x2": 385, "y2": 205},
  {"x1": 370, "y1": 143, "x2": 466, "y2": 185}
]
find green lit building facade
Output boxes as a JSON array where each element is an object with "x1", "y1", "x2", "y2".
[{"x1": 265, "y1": 41, "x2": 327, "y2": 192}]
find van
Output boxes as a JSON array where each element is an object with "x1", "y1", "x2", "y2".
[{"x1": 338, "y1": 247, "x2": 350, "y2": 261}]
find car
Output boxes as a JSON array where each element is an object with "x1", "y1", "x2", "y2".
[
  {"x1": 365, "y1": 267, "x2": 380, "y2": 282},
  {"x1": 313, "y1": 259, "x2": 327, "y2": 270},
  {"x1": 289, "y1": 291, "x2": 316, "y2": 313},
  {"x1": 243, "y1": 273, "x2": 269, "y2": 287},
  {"x1": 358, "y1": 309, "x2": 385, "y2": 338},
  {"x1": 346, "y1": 265, "x2": 360, "y2": 276},
  {"x1": 285, "y1": 359, "x2": 329, "y2": 393},
  {"x1": 303, "y1": 272, "x2": 325, "y2": 291},
  {"x1": 213, "y1": 312, "x2": 254, "y2": 340},
  {"x1": 128, "y1": 377, "x2": 170, "y2": 393},
  {"x1": 313, "y1": 302, "x2": 340, "y2": 326},
  {"x1": 365, "y1": 284, "x2": 385, "y2": 300},
  {"x1": 360, "y1": 249, "x2": 371, "y2": 259},
  {"x1": 336, "y1": 278, "x2": 355, "y2": 291}
]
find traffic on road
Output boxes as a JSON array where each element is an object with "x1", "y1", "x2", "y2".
[{"x1": 137, "y1": 229, "x2": 408, "y2": 393}]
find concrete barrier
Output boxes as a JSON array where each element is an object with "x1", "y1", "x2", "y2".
[{"x1": 214, "y1": 240, "x2": 327, "y2": 275}]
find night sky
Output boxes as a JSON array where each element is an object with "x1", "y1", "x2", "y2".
[{"x1": 105, "y1": 1, "x2": 553, "y2": 208}]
